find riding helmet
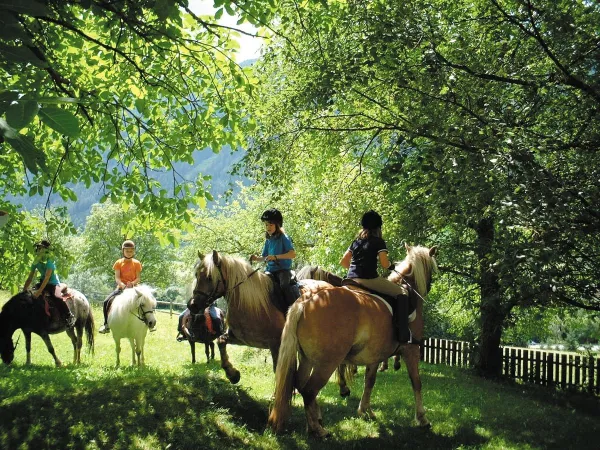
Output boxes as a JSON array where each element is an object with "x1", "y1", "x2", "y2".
[
  {"x1": 361, "y1": 210, "x2": 383, "y2": 230},
  {"x1": 121, "y1": 240, "x2": 136, "y2": 249},
  {"x1": 34, "y1": 240, "x2": 51, "y2": 250},
  {"x1": 261, "y1": 208, "x2": 283, "y2": 226}
]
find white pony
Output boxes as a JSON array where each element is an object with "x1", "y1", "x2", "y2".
[{"x1": 107, "y1": 285, "x2": 157, "y2": 367}]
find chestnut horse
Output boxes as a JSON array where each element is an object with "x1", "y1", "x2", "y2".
[
  {"x1": 297, "y1": 265, "x2": 401, "y2": 374},
  {"x1": 190, "y1": 251, "x2": 331, "y2": 384},
  {"x1": 268, "y1": 244, "x2": 437, "y2": 438}
]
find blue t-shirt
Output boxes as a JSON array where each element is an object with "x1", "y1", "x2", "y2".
[
  {"x1": 31, "y1": 259, "x2": 60, "y2": 285},
  {"x1": 262, "y1": 233, "x2": 294, "y2": 272},
  {"x1": 346, "y1": 237, "x2": 388, "y2": 279}
]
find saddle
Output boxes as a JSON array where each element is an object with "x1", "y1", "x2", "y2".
[
  {"x1": 267, "y1": 272, "x2": 301, "y2": 315},
  {"x1": 341, "y1": 279, "x2": 417, "y2": 322}
]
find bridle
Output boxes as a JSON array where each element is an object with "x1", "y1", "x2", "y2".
[
  {"x1": 192, "y1": 260, "x2": 260, "y2": 307},
  {"x1": 132, "y1": 302, "x2": 156, "y2": 326}
]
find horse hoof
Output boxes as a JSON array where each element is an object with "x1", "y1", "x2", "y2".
[
  {"x1": 339, "y1": 387, "x2": 351, "y2": 398},
  {"x1": 228, "y1": 370, "x2": 241, "y2": 384},
  {"x1": 393, "y1": 361, "x2": 401, "y2": 371}
]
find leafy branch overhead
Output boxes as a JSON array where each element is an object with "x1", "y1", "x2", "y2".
[{"x1": 0, "y1": 0, "x2": 257, "y2": 223}]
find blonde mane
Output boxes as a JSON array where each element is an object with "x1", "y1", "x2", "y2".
[
  {"x1": 202, "y1": 253, "x2": 273, "y2": 317},
  {"x1": 388, "y1": 246, "x2": 438, "y2": 297},
  {"x1": 111, "y1": 285, "x2": 157, "y2": 314}
]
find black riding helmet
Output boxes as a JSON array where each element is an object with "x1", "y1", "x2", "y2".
[
  {"x1": 261, "y1": 208, "x2": 283, "y2": 227},
  {"x1": 361, "y1": 210, "x2": 383, "y2": 230},
  {"x1": 34, "y1": 240, "x2": 51, "y2": 251}
]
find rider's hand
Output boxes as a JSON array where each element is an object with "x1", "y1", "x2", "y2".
[
  {"x1": 265, "y1": 255, "x2": 277, "y2": 262},
  {"x1": 33, "y1": 290, "x2": 42, "y2": 298},
  {"x1": 250, "y1": 255, "x2": 258, "y2": 262}
]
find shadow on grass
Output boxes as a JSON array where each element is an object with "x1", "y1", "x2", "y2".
[{"x1": 0, "y1": 363, "x2": 268, "y2": 449}]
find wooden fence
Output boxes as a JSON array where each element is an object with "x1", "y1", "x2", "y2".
[{"x1": 421, "y1": 338, "x2": 600, "y2": 396}]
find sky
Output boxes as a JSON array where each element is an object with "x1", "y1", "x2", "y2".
[{"x1": 188, "y1": 0, "x2": 264, "y2": 62}]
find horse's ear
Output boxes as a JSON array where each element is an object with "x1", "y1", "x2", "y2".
[
  {"x1": 212, "y1": 250, "x2": 221, "y2": 267},
  {"x1": 198, "y1": 251, "x2": 204, "y2": 260},
  {"x1": 429, "y1": 246, "x2": 438, "y2": 257},
  {"x1": 404, "y1": 242, "x2": 412, "y2": 253}
]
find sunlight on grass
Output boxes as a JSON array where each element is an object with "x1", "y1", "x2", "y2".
[{"x1": 1, "y1": 297, "x2": 600, "y2": 449}]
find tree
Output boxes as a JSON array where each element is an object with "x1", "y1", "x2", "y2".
[{"x1": 241, "y1": 0, "x2": 600, "y2": 377}]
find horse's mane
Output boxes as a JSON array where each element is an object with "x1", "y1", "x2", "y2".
[
  {"x1": 389, "y1": 246, "x2": 438, "y2": 296},
  {"x1": 112, "y1": 285, "x2": 157, "y2": 313},
  {"x1": 203, "y1": 254, "x2": 272, "y2": 316}
]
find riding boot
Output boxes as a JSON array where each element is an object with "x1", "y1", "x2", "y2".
[
  {"x1": 393, "y1": 295, "x2": 411, "y2": 343},
  {"x1": 99, "y1": 297, "x2": 113, "y2": 333}
]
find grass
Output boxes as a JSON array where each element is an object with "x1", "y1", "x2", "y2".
[{"x1": 1, "y1": 293, "x2": 599, "y2": 449}]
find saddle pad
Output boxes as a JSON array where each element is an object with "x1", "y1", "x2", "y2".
[
  {"x1": 342, "y1": 285, "x2": 393, "y2": 315},
  {"x1": 341, "y1": 286, "x2": 417, "y2": 323}
]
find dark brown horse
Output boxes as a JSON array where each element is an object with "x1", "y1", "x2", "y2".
[
  {"x1": 268, "y1": 245, "x2": 437, "y2": 438},
  {"x1": 190, "y1": 251, "x2": 332, "y2": 384},
  {"x1": 179, "y1": 304, "x2": 225, "y2": 364},
  {"x1": 0, "y1": 289, "x2": 95, "y2": 366}
]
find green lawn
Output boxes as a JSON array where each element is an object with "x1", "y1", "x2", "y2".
[{"x1": 1, "y1": 294, "x2": 599, "y2": 449}]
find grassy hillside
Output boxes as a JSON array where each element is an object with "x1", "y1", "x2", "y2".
[{"x1": 1, "y1": 293, "x2": 599, "y2": 449}]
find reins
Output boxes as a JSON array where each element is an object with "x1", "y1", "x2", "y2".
[{"x1": 194, "y1": 261, "x2": 261, "y2": 306}]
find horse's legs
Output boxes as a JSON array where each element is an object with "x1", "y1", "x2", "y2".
[
  {"x1": 134, "y1": 337, "x2": 145, "y2": 366},
  {"x1": 216, "y1": 333, "x2": 240, "y2": 384},
  {"x1": 336, "y1": 364, "x2": 351, "y2": 398},
  {"x1": 379, "y1": 358, "x2": 389, "y2": 372},
  {"x1": 296, "y1": 355, "x2": 313, "y2": 390},
  {"x1": 269, "y1": 343, "x2": 280, "y2": 373},
  {"x1": 24, "y1": 331, "x2": 32, "y2": 365},
  {"x1": 66, "y1": 327, "x2": 79, "y2": 364},
  {"x1": 402, "y1": 346, "x2": 430, "y2": 427},
  {"x1": 204, "y1": 343, "x2": 210, "y2": 362},
  {"x1": 128, "y1": 337, "x2": 137, "y2": 365},
  {"x1": 189, "y1": 341, "x2": 196, "y2": 364},
  {"x1": 357, "y1": 363, "x2": 379, "y2": 419},
  {"x1": 39, "y1": 333, "x2": 62, "y2": 367},
  {"x1": 299, "y1": 362, "x2": 338, "y2": 438},
  {"x1": 114, "y1": 338, "x2": 121, "y2": 368},
  {"x1": 394, "y1": 354, "x2": 402, "y2": 370},
  {"x1": 209, "y1": 342, "x2": 215, "y2": 360}
]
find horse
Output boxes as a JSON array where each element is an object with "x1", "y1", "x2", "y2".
[
  {"x1": 178, "y1": 304, "x2": 226, "y2": 364},
  {"x1": 268, "y1": 244, "x2": 438, "y2": 438},
  {"x1": 107, "y1": 285, "x2": 157, "y2": 367},
  {"x1": 297, "y1": 265, "x2": 401, "y2": 374},
  {"x1": 190, "y1": 251, "x2": 332, "y2": 384},
  {"x1": 0, "y1": 288, "x2": 95, "y2": 366}
]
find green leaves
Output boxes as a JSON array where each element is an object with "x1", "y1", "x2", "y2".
[
  {"x1": 5, "y1": 99, "x2": 38, "y2": 130},
  {"x1": 38, "y1": 107, "x2": 80, "y2": 138}
]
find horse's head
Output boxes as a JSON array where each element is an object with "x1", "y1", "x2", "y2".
[
  {"x1": 134, "y1": 286, "x2": 157, "y2": 330},
  {"x1": 390, "y1": 244, "x2": 438, "y2": 297},
  {"x1": 0, "y1": 335, "x2": 15, "y2": 365},
  {"x1": 192, "y1": 250, "x2": 227, "y2": 310}
]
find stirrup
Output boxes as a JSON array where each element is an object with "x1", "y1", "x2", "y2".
[{"x1": 98, "y1": 324, "x2": 110, "y2": 334}]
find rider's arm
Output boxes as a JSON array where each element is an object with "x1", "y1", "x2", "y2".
[
  {"x1": 23, "y1": 269, "x2": 35, "y2": 291},
  {"x1": 340, "y1": 250, "x2": 352, "y2": 269},
  {"x1": 378, "y1": 252, "x2": 392, "y2": 270},
  {"x1": 266, "y1": 248, "x2": 296, "y2": 262},
  {"x1": 115, "y1": 269, "x2": 126, "y2": 290},
  {"x1": 34, "y1": 268, "x2": 53, "y2": 297},
  {"x1": 128, "y1": 267, "x2": 141, "y2": 288}
]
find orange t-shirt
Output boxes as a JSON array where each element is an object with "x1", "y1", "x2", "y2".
[{"x1": 113, "y1": 258, "x2": 142, "y2": 284}]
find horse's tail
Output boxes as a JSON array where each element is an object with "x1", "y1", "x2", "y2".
[
  {"x1": 268, "y1": 301, "x2": 304, "y2": 433},
  {"x1": 84, "y1": 307, "x2": 95, "y2": 354}
]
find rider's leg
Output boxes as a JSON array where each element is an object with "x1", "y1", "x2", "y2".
[
  {"x1": 277, "y1": 270, "x2": 300, "y2": 307},
  {"x1": 45, "y1": 284, "x2": 75, "y2": 327},
  {"x1": 99, "y1": 290, "x2": 118, "y2": 333}
]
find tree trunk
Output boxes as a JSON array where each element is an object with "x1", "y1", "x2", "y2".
[{"x1": 473, "y1": 217, "x2": 505, "y2": 378}]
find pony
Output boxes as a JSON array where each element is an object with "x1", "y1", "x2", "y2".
[
  {"x1": 0, "y1": 289, "x2": 94, "y2": 366},
  {"x1": 107, "y1": 285, "x2": 157, "y2": 367},
  {"x1": 190, "y1": 251, "x2": 332, "y2": 384},
  {"x1": 268, "y1": 244, "x2": 438, "y2": 438},
  {"x1": 179, "y1": 304, "x2": 226, "y2": 364}
]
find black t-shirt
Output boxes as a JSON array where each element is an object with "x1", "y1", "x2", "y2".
[{"x1": 347, "y1": 236, "x2": 388, "y2": 279}]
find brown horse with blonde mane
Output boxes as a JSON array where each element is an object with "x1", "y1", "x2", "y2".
[
  {"x1": 268, "y1": 244, "x2": 437, "y2": 438},
  {"x1": 190, "y1": 251, "x2": 332, "y2": 384}
]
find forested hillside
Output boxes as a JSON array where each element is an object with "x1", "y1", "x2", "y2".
[{"x1": 13, "y1": 146, "x2": 245, "y2": 227}]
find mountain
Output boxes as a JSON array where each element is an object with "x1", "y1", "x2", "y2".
[{"x1": 15, "y1": 147, "x2": 247, "y2": 227}]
